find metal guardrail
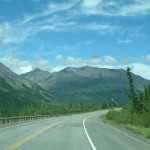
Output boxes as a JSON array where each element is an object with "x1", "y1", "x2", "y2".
[{"x1": 0, "y1": 115, "x2": 51, "y2": 124}]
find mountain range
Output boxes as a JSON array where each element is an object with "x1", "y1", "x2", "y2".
[
  {"x1": 22, "y1": 66, "x2": 150, "y2": 105},
  {"x1": 1, "y1": 61, "x2": 150, "y2": 113},
  {"x1": 0, "y1": 62, "x2": 59, "y2": 113}
]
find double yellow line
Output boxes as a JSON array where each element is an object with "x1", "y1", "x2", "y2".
[{"x1": 5, "y1": 118, "x2": 69, "y2": 150}]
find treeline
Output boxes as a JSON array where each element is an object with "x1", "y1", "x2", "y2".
[
  {"x1": 126, "y1": 67, "x2": 150, "y2": 113},
  {"x1": 105, "y1": 67, "x2": 150, "y2": 138},
  {"x1": 0, "y1": 100, "x2": 119, "y2": 117},
  {"x1": 19, "y1": 102, "x2": 100, "y2": 116},
  {"x1": 0, "y1": 109, "x2": 11, "y2": 117}
]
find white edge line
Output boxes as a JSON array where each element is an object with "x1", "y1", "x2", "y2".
[
  {"x1": 0, "y1": 118, "x2": 51, "y2": 131},
  {"x1": 83, "y1": 115, "x2": 97, "y2": 150}
]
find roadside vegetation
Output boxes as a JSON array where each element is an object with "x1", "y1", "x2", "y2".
[
  {"x1": 102, "y1": 67, "x2": 150, "y2": 138},
  {"x1": 0, "y1": 100, "x2": 119, "y2": 118}
]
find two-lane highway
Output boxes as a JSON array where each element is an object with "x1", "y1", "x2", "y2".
[{"x1": 0, "y1": 110, "x2": 150, "y2": 150}]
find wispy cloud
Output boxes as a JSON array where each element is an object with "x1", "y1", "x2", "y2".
[
  {"x1": 1, "y1": 0, "x2": 148, "y2": 48},
  {"x1": 21, "y1": 0, "x2": 78, "y2": 24},
  {"x1": 47, "y1": 1, "x2": 75, "y2": 14},
  {"x1": 80, "y1": 0, "x2": 150, "y2": 16},
  {"x1": 0, "y1": 4, "x2": 79, "y2": 47},
  {"x1": 85, "y1": 40, "x2": 94, "y2": 45},
  {"x1": 0, "y1": 27, "x2": 6, "y2": 46},
  {"x1": 144, "y1": 55, "x2": 150, "y2": 62},
  {"x1": 84, "y1": 22, "x2": 120, "y2": 34},
  {"x1": 0, "y1": 21, "x2": 41, "y2": 45},
  {"x1": 40, "y1": 25, "x2": 57, "y2": 31},
  {"x1": 118, "y1": 0, "x2": 150, "y2": 16},
  {"x1": 25, "y1": 0, "x2": 150, "y2": 21},
  {"x1": 80, "y1": 0, "x2": 116, "y2": 16},
  {"x1": 117, "y1": 39, "x2": 133, "y2": 44},
  {"x1": 104, "y1": 56, "x2": 117, "y2": 64},
  {"x1": 55, "y1": 43, "x2": 81, "y2": 54}
]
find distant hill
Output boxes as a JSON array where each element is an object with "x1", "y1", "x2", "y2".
[
  {"x1": 0, "y1": 62, "x2": 59, "y2": 113},
  {"x1": 22, "y1": 66, "x2": 150, "y2": 105}
]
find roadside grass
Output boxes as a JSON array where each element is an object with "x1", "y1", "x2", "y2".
[
  {"x1": 100, "y1": 68, "x2": 150, "y2": 139},
  {"x1": 101, "y1": 107, "x2": 150, "y2": 138},
  {"x1": 123, "y1": 124, "x2": 150, "y2": 138}
]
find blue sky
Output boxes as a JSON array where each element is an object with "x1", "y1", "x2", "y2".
[{"x1": 0, "y1": 0, "x2": 150, "y2": 79}]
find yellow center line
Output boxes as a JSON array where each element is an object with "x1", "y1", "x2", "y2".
[{"x1": 5, "y1": 118, "x2": 70, "y2": 150}]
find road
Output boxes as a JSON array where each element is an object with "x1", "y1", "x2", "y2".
[{"x1": 0, "y1": 110, "x2": 150, "y2": 150}]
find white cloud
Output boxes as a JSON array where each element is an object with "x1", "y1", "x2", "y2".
[
  {"x1": 22, "y1": 1, "x2": 77, "y2": 24},
  {"x1": 119, "y1": 0, "x2": 150, "y2": 16},
  {"x1": 55, "y1": 54, "x2": 116, "y2": 67},
  {"x1": 0, "y1": 27, "x2": 5, "y2": 46},
  {"x1": 24, "y1": 0, "x2": 150, "y2": 23},
  {"x1": 0, "y1": 56, "x2": 53, "y2": 74},
  {"x1": 117, "y1": 39, "x2": 133, "y2": 44},
  {"x1": 0, "y1": 12, "x2": 78, "y2": 46},
  {"x1": 112, "y1": 63, "x2": 150, "y2": 80},
  {"x1": 145, "y1": 55, "x2": 150, "y2": 61},
  {"x1": 1, "y1": 0, "x2": 147, "y2": 47},
  {"x1": 0, "y1": 22, "x2": 40, "y2": 45},
  {"x1": 1, "y1": 0, "x2": 147, "y2": 48},
  {"x1": 131, "y1": 63, "x2": 150, "y2": 80},
  {"x1": 84, "y1": 22, "x2": 120, "y2": 34},
  {"x1": 85, "y1": 40, "x2": 94, "y2": 45},
  {"x1": 0, "y1": 24, "x2": 13, "y2": 46},
  {"x1": 22, "y1": 14, "x2": 38, "y2": 25},
  {"x1": 0, "y1": 56, "x2": 32, "y2": 74},
  {"x1": 36, "y1": 60, "x2": 49, "y2": 65},
  {"x1": 47, "y1": 1, "x2": 75, "y2": 14},
  {"x1": 55, "y1": 43, "x2": 81, "y2": 54},
  {"x1": 82, "y1": 0, "x2": 101, "y2": 8},
  {"x1": 40, "y1": 21, "x2": 78, "y2": 33},
  {"x1": 40, "y1": 25, "x2": 57, "y2": 31},
  {"x1": 104, "y1": 56, "x2": 117, "y2": 64},
  {"x1": 20, "y1": 65, "x2": 32, "y2": 74},
  {"x1": 80, "y1": 0, "x2": 150, "y2": 17},
  {"x1": 85, "y1": 23, "x2": 112, "y2": 30},
  {"x1": 81, "y1": 0, "x2": 111, "y2": 16},
  {"x1": 55, "y1": 54, "x2": 64, "y2": 61}
]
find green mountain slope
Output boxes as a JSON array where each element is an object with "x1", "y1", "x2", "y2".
[
  {"x1": 22, "y1": 66, "x2": 150, "y2": 105},
  {"x1": 0, "y1": 62, "x2": 59, "y2": 113}
]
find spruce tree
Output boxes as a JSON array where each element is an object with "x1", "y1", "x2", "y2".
[{"x1": 126, "y1": 67, "x2": 137, "y2": 113}]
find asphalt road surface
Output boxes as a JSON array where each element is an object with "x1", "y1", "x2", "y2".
[{"x1": 0, "y1": 110, "x2": 150, "y2": 150}]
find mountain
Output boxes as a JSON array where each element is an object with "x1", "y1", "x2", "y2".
[
  {"x1": 22, "y1": 68, "x2": 50, "y2": 84},
  {"x1": 0, "y1": 62, "x2": 59, "y2": 113},
  {"x1": 22, "y1": 66, "x2": 150, "y2": 105}
]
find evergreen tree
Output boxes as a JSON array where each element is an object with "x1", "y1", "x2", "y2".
[
  {"x1": 40, "y1": 101, "x2": 49, "y2": 115},
  {"x1": 126, "y1": 67, "x2": 150, "y2": 113},
  {"x1": 126, "y1": 67, "x2": 139, "y2": 113}
]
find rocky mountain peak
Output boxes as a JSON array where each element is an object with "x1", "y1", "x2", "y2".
[{"x1": 0, "y1": 62, "x2": 16, "y2": 78}]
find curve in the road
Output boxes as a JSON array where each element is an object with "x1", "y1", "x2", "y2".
[
  {"x1": 4, "y1": 118, "x2": 70, "y2": 150},
  {"x1": 1, "y1": 110, "x2": 150, "y2": 150}
]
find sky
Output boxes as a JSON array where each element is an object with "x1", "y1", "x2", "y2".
[{"x1": 0, "y1": 0, "x2": 150, "y2": 80}]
